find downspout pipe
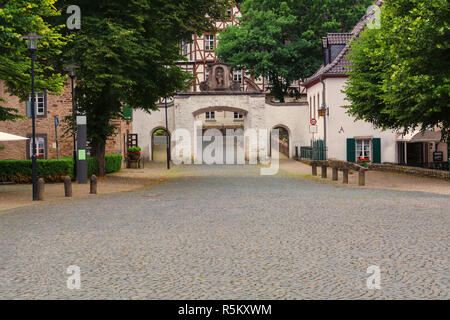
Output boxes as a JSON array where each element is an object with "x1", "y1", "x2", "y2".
[{"x1": 320, "y1": 75, "x2": 327, "y2": 160}]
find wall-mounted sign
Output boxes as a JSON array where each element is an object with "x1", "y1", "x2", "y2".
[
  {"x1": 433, "y1": 151, "x2": 443, "y2": 162},
  {"x1": 310, "y1": 118, "x2": 317, "y2": 126},
  {"x1": 309, "y1": 125, "x2": 318, "y2": 133}
]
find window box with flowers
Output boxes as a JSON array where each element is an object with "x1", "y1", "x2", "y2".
[{"x1": 357, "y1": 157, "x2": 370, "y2": 167}]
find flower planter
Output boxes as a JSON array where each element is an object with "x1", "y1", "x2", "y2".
[{"x1": 128, "y1": 152, "x2": 140, "y2": 161}]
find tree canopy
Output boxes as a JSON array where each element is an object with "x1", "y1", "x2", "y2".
[
  {"x1": 217, "y1": 0, "x2": 373, "y2": 102},
  {"x1": 59, "y1": 0, "x2": 233, "y2": 175},
  {"x1": 344, "y1": 0, "x2": 450, "y2": 141},
  {"x1": 0, "y1": 0, "x2": 69, "y2": 121}
]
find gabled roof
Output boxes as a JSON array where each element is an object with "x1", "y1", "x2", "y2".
[
  {"x1": 324, "y1": 33, "x2": 353, "y2": 45},
  {"x1": 303, "y1": 0, "x2": 384, "y2": 87}
]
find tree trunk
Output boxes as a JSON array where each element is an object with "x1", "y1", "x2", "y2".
[
  {"x1": 271, "y1": 77, "x2": 285, "y2": 103},
  {"x1": 94, "y1": 141, "x2": 106, "y2": 176}
]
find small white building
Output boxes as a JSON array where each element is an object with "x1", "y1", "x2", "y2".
[{"x1": 303, "y1": 7, "x2": 447, "y2": 166}]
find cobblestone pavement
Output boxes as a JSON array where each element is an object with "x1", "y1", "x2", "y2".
[{"x1": 0, "y1": 164, "x2": 449, "y2": 299}]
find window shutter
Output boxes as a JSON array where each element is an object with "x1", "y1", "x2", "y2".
[
  {"x1": 347, "y1": 138, "x2": 356, "y2": 162},
  {"x1": 123, "y1": 105, "x2": 132, "y2": 121},
  {"x1": 43, "y1": 90, "x2": 47, "y2": 113},
  {"x1": 26, "y1": 101, "x2": 32, "y2": 118},
  {"x1": 372, "y1": 138, "x2": 381, "y2": 163}
]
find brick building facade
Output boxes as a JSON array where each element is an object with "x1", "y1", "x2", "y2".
[{"x1": 0, "y1": 80, "x2": 131, "y2": 161}]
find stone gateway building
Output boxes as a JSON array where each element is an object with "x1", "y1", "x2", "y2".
[{"x1": 134, "y1": 63, "x2": 309, "y2": 162}]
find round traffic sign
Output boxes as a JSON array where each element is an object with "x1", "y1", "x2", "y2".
[{"x1": 310, "y1": 118, "x2": 317, "y2": 126}]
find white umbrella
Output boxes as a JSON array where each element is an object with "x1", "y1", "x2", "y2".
[{"x1": 0, "y1": 131, "x2": 29, "y2": 142}]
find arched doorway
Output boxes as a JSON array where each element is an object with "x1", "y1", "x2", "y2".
[
  {"x1": 151, "y1": 127, "x2": 170, "y2": 162},
  {"x1": 272, "y1": 125, "x2": 290, "y2": 159},
  {"x1": 192, "y1": 106, "x2": 247, "y2": 164}
]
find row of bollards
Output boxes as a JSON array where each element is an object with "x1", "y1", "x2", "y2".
[
  {"x1": 64, "y1": 175, "x2": 97, "y2": 197},
  {"x1": 36, "y1": 175, "x2": 98, "y2": 201},
  {"x1": 311, "y1": 162, "x2": 366, "y2": 186}
]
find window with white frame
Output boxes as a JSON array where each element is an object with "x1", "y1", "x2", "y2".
[
  {"x1": 205, "y1": 68, "x2": 209, "y2": 80},
  {"x1": 28, "y1": 91, "x2": 46, "y2": 116},
  {"x1": 205, "y1": 34, "x2": 215, "y2": 51},
  {"x1": 233, "y1": 69, "x2": 242, "y2": 83},
  {"x1": 234, "y1": 112, "x2": 243, "y2": 119},
  {"x1": 29, "y1": 136, "x2": 46, "y2": 158},
  {"x1": 356, "y1": 139, "x2": 371, "y2": 161},
  {"x1": 206, "y1": 111, "x2": 215, "y2": 119}
]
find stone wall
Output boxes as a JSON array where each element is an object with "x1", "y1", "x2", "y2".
[
  {"x1": 369, "y1": 163, "x2": 449, "y2": 180},
  {"x1": 299, "y1": 158, "x2": 449, "y2": 181}
]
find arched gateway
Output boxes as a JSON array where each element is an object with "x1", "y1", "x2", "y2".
[{"x1": 133, "y1": 63, "x2": 310, "y2": 162}]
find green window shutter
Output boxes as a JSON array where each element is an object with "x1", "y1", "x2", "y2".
[
  {"x1": 123, "y1": 105, "x2": 132, "y2": 121},
  {"x1": 347, "y1": 138, "x2": 356, "y2": 162},
  {"x1": 372, "y1": 138, "x2": 381, "y2": 163}
]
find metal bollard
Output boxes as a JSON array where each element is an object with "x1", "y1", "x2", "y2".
[
  {"x1": 312, "y1": 162, "x2": 318, "y2": 176},
  {"x1": 64, "y1": 176, "x2": 72, "y2": 197},
  {"x1": 332, "y1": 166, "x2": 338, "y2": 181},
  {"x1": 321, "y1": 165, "x2": 327, "y2": 179},
  {"x1": 37, "y1": 178, "x2": 45, "y2": 201},
  {"x1": 342, "y1": 169, "x2": 349, "y2": 184},
  {"x1": 90, "y1": 175, "x2": 97, "y2": 194},
  {"x1": 358, "y1": 169, "x2": 366, "y2": 186}
]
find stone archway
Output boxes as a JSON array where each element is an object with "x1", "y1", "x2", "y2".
[
  {"x1": 151, "y1": 127, "x2": 170, "y2": 162},
  {"x1": 192, "y1": 106, "x2": 248, "y2": 164},
  {"x1": 272, "y1": 124, "x2": 291, "y2": 159}
]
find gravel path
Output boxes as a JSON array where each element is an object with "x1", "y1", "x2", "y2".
[{"x1": 0, "y1": 164, "x2": 448, "y2": 299}]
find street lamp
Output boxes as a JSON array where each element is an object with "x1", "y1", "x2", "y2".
[
  {"x1": 21, "y1": 32, "x2": 43, "y2": 201},
  {"x1": 165, "y1": 97, "x2": 170, "y2": 170},
  {"x1": 65, "y1": 63, "x2": 79, "y2": 176}
]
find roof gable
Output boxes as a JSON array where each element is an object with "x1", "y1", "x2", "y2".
[{"x1": 303, "y1": 0, "x2": 384, "y2": 87}]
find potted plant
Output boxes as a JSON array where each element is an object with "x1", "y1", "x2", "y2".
[
  {"x1": 128, "y1": 146, "x2": 141, "y2": 161},
  {"x1": 357, "y1": 157, "x2": 370, "y2": 167}
]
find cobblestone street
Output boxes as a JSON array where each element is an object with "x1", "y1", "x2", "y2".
[{"x1": 0, "y1": 164, "x2": 449, "y2": 299}]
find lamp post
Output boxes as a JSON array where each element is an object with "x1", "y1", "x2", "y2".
[
  {"x1": 21, "y1": 32, "x2": 43, "y2": 201},
  {"x1": 318, "y1": 106, "x2": 327, "y2": 160},
  {"x1": 319, "y1": 75, "x2": 328, "y2": 161},
  {"x1": 165, "y1": 97, "x2": 170, "y2": 170},
  {"x1": 65, "y1": 64, "x2": 79, "y2": 176}
]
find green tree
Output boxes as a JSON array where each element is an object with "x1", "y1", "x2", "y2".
[
  {"x1": 217, "y1": 0, "x2": 372, "y2": 102},
  {"x1": 60, "y1": 0, "x2": 232, "y2": 175},
  {"x1": 344, "y1": 0, "x2": 450, "y2": 141},
  {"x1": 0, "y1": 0, "x2": 69, "y2": 121}
]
